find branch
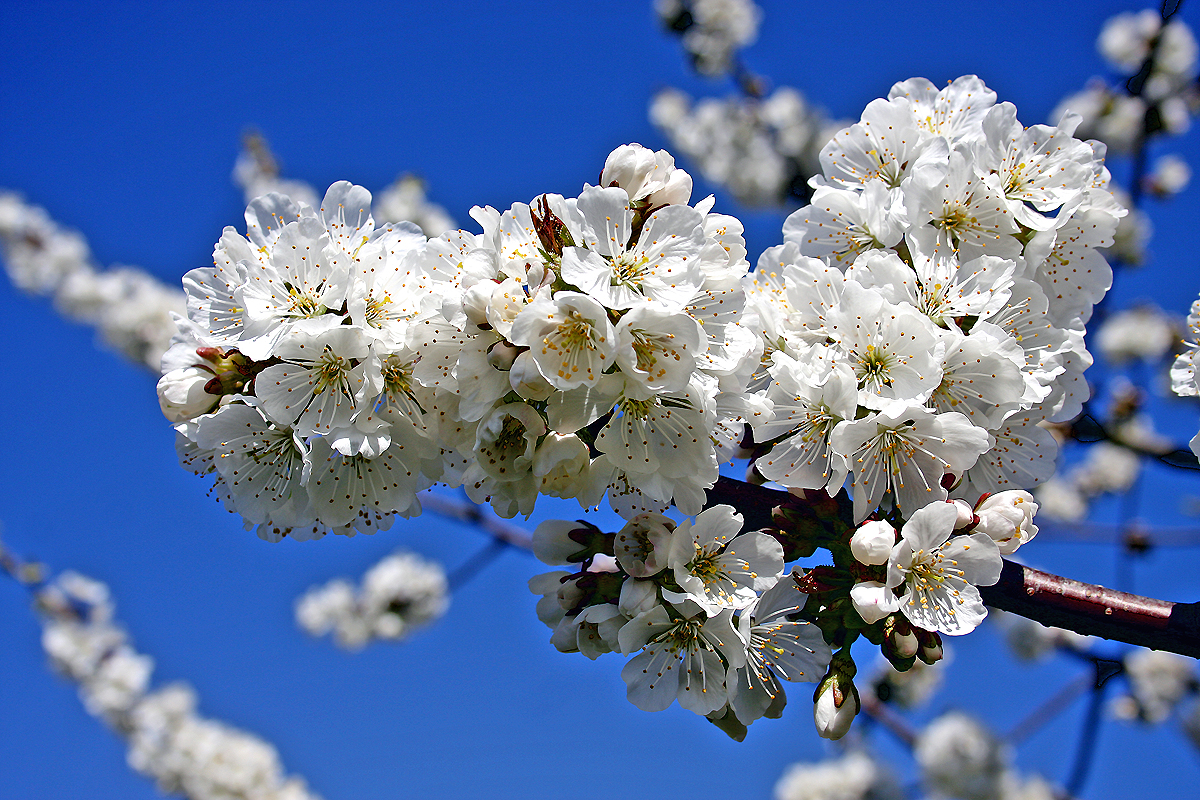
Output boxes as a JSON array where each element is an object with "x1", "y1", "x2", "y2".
[
  {"x1": 421, "y1": 491, "x2": 533, "y2": 550},
  {"x1": 705, "y1": 477, "x2": 1200, "y2": 658},
  {"x1": 1069, "y1": 412, "x2": 1200, "y2": 473},
  {"x1": 979, "y1": 561, "x2": 1200, "y2": 658}
]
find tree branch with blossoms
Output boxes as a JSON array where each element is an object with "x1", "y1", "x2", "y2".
[{"x1": 2, "y1": 7, "x2": 1195, "y2": 760}]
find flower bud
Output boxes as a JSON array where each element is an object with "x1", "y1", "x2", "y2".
[
  {"x1": 850, "y1": 581, "x2": 900, "y2": 624},
  {"x1": 886, "y1": 616, "x2": 919, "y2": 659},
  {"x1": 509, "y1": 351, "x2": 554, "y2": 401},
  {"x1": 532, "y1": 519, "x2": 589, "y2": 566},
  {"x1": 487, "y1": 341, "x2": 520, "y2": 371},
  {"x1": 618, "y1": 578, "x2": 659, "y2": 619},
  {"x1": 950, "y1": 499, "x2": 975, "y2": 530},
  {"x1": 614, "y1": 512, "x2": 675, "y2": 578},
  {"x1": 461, "y1": 282, "x2": 495, "y2": 327},
  {"x1": 813, "y1": 671, "x2": 859, "y2": 740},
  {"x1": 973, "y1": 490, "x2": 1038, "y2": 555},
  {"x1": 156, "y1": 366, "x2": 219, "y2": 422},
  {"x1": 555, "y1": 576, "x2": 584, "y2": 613},
  {"x1": 600, "y1": 143, "x2": 693, "y2": 206},
  {"x1": 533, "y1": 434, "x2": 591, "y2": 498},
  {"x1": 849, "y1": 520, "x2": 896, "y2": 566},
  {"x1": 917, "y1": 629, "x2": 944, "y2": 665}
]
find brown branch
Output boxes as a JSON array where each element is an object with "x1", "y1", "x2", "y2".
[
  {"x1": 979, "y1": 561, "x2": 1200, "y2": 658},
  {"x1": 859, "y1": 693, "x2": 917, "y2": 748},
  {"x1": 705, "y1": 477, "x2": 1200, "y2": 659}
]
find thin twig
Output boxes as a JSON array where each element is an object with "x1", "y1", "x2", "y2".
[
  {"x1": 1006, "y1": 673, "x2": 1094, "y2": 744},
  {"x1": 1064, "y1": 659, "x2": 1123, "y2": 796},
  {"x1": 420, "y1": 491, "x2": 533, "y2": 550},
  {"x1": 858, "y1": 693, "x2": 917, "y2": 748},
  {"x1": 446, "y1": 537, "x2": 511, "y2": 592}
]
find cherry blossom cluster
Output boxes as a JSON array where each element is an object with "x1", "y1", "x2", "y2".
[
  {"x1": 655, "y1": 0, "x2": 761, "y2": 77},
  {"x1": 36, "y1": 571, "x2": 320, "y2": 800},
  {"x1": 162, "y1": 142, "x2": 763, "y2": 538},
  {"x1": 0, "y1": 192, "x2": 183, "y2": 369},
  {"x1": 748, "y1": 74, "x2": 1123, "y2": 523},
  {"x1": 158, "y1": 77, "x2": 1121, "y2": 739},
  {"x1": 651, "y1": 86, "x2": 845, "y2": 205},
  {"x1": 528, "y1": 505, "x2": 832, "y2": 737},
  {"x1": 295, "y1": 550, "x2": 448, "y2": 650}
]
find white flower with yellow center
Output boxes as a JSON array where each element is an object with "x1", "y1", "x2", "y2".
[
  {"x1": 594, "y1": 381, "x2": 719, "y2": 515},
  {"x1": 825, "y1": 281, "x2": 943, "y2": 410},
  {"x1": 753, "y1": 354, "x2": 856, "y2": 494},
  {"x1": 614, "y1": 301, "x2": 703, "y2": 398},
  {"x1": 904, "y1": 150, "x2": 1021, "y2": 264},
  {"x1": 728, "y1": 574, "x2": 832, "y2": 725},
  {"x1": 663, "y1": 505, "x2": 783, "y2": 614},
  {"x1": 560, "y1": 185, "x2": 705, "y2": 312},
  {"x1": 256, "y1": 327, "x2": 376, "y2": 442},
  {"x1": 509, "y1": 290, "x2": 616, "y2": 390},
  {"x1": 195, "y1": 403, "x2": 312, "y2": 530},
  {"x1": 617, "y1": 600, "x2": 744, "y2": 716},
  {"x1": 888, "y1": 75, "x2": 997, "y2": 143},
  {"x1": 783, "y1": 181, "x2": 902, "y2": 265},
  {"x1": 235, "y1": 214, "x2": 349, "y2": 361},
  {"x1": 830, "y1": 403, "x2": 991, "y2": 522},
  {"x1": 346, "y1": 222, "x2": 433, "y2": 348},
  {"x1": 886, "y1": 502, "x2": 1002, "y2": 636}
]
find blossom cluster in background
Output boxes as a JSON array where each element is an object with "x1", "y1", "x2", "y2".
[
  {"x1": 651, "y1": 86, "x2": 846, "y2": 205},
  {"x1": 0, "y1": 192, "x2": 183, "y2": 370},
  {"x1": 294, "y1": 550, "x2": 449, "y2": 650},
  {"x1": 655, "y1": 0, "x2": 761, "y2": 78},
  {"x1": 1057, "y1": 9, "x2": 1198, "y2": 155},
  {"x1": 36, "y1": 572, "x2": 319, "y2": 800}
]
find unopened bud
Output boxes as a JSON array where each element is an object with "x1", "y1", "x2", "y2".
[
  {"x1": 850, "y1": 520, "x2": 896, "y2": 565},
  {"x1": 195, "y1": 346, "x2": 224, "y2": 362},
  {"x1": 157, "y1": 366, "x2": 220, "y2": 422},
  {"x1": 813, "y1": 670, "x2": 859, "y2": 740},
  {"x1": 917, "y1": 629, "x2": 944, "y2": 665},
  {"x1": 950, "y1": 499, "x2": 975, "y2": 530},
  {"x1": 461, "y1": 282, "x2": 495, "y2": 327},
  {"x1": 487, "y1": 341, "x2": 520, "y2": 371},
  {"x1": 886, "y1": 616, "x2": 919, "y2": 659},
  {"x1": 509, "y1": 351, "x2": 554, "y2": 400},
  {"x1": 973, "y1": 490, "x2": 1038, "y2": 555}
]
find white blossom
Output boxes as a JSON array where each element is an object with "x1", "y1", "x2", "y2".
[
  {"x1": 886, "y1": 502, "x2": 1002, "y2": 636},
  {"x1": 295, "y1": 551, "x2": 449, "y2": 650},
  {"x1": 916, "y1": 712, "x2": 1008, "y2": 800}
]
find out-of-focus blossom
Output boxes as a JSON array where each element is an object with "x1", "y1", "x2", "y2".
[
  {"x1": 295, "y1": 551, "x2": 449, "y2": 650},
  {"x1": 656, "y1": 0, "x2": 761, "y2": 76},
  {"x1": 0, "y1": 193, "x2": 184, "y2": 369},
  {"x1": 1096, "y1": 305, "x2": 1176, "y2": 363},
  {"x1": 1112, "y1": 649, "x2": 1197, "y2": 723},
  {"x1": 35, "y1": 571, "x2": 321, "y2": 800}
]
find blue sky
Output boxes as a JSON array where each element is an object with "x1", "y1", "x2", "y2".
[{"x1": 3, "y1": 2, "x2": 1200, "y2": 798}]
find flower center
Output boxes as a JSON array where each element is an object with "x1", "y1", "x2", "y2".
[
  {"x1": 855, "y1": 343, "x2": 895, "y2": 388},
  {"x1": 611, "y1": 252, "x2": 650, "y2": 288}
]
